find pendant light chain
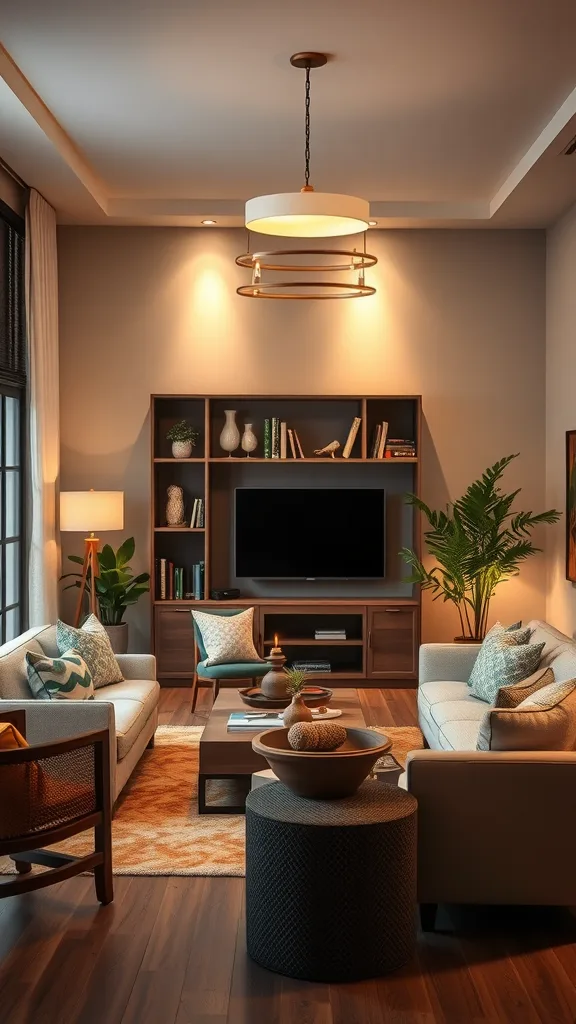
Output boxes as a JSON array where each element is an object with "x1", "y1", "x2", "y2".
[{"x1": 304, "y1": 65, "x2": 311, "y2": 187}]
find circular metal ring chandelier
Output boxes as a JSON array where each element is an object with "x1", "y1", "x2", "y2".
[{"x1": 236, "y1": 53, "x2": 377, "y2": 300}]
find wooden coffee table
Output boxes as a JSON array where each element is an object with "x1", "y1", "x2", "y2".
[{"x1": 198, "y1": 688, "x2": 368, "y2": 814}]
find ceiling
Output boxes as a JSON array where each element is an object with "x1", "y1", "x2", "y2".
[{"x1": 0, "y1": 0, "x2": 576, "y2": 228}]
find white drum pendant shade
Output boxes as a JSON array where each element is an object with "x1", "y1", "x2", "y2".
[{"x1": 245, "y1": 191, "x2": 370, "y2": 238}]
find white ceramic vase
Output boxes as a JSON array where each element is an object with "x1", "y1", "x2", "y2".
[
  {"x1": 241, "y1": 422, "x2": 258, "y2": 456},
  {"x1": 219, "y1": 409, "x2": 240, "y2": 456},
  {"x1": 172, "y1": 440, "x2": 193, "y2": 459}
]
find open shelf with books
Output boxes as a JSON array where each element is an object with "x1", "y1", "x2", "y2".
[{"x1": 150, "y1": 395, "x2": 421, "y2": 688}]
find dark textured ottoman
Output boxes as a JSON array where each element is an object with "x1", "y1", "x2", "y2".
[{"x1": 245, "y1": 781, "x2": 417, "y2": 982}]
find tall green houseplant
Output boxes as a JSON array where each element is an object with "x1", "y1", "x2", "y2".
[
  {"x1": 62, "y1": 537, "x2": 150, "y2": 625},
  {"x1": 400, "y1": 454, "x2": 560, "y2": 640}
]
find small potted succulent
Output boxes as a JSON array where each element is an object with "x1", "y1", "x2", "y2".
[
  {"x1": 282, "y1": 668, "x2": 313, "y2": 728},
  {"x1": 166, "y1": 420, "x2": 199, "y2": 459}
]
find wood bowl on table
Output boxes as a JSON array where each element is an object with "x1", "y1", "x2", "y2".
[
  {"x1": 252, "y1": 727, "x2": 392, "y2": 799},
  {"x1": 239, "y1": 686, "x2": 332, "y2": 710}
]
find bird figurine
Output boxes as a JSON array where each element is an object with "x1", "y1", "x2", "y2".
[{"x1": 313, "y1": 440, "x2": 341, "y2": 458}]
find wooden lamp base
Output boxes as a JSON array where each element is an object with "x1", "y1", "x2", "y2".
[{"x1": 73, "y1": 535, "x2": 100, "y2": 628}]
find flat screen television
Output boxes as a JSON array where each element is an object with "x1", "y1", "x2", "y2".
[{"x1": 235, "y1": 488, "x2": 385, "y2": 579}]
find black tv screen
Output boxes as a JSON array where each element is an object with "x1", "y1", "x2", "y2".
[{"x1": 235, "y1": 488, "x2": 385, "y2": 579}]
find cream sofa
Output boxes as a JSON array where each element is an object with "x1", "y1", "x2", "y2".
[
  {"x1": 407, "y1": 619, "x2": 576, "y2": 919},
  {"x1": 0, "y1": 625, "x2": 159, "y2": 801}
]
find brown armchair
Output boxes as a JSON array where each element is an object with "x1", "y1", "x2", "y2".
[{"x1": 0, "y1": 710, "x2": 113, "y2": 904}]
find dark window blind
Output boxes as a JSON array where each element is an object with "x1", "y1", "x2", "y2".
[{"x1": 0, "y1": 212, "x2": 26, "y2": 389}]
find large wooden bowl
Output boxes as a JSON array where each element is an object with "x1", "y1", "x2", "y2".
[
  {"x1": 252, "y1": 727, "x2": 392, "y2": 799},
  {"x1": 239, "y1": 686, "x2": 332, "y2": 710}
]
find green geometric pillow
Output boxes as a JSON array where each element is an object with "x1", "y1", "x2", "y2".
[
  {"x1": 468, "y1": 623, "x2": 544, "y2": 704},
  {"x1": 26, "y1": 648, "x2": 94, "y2": 701}
]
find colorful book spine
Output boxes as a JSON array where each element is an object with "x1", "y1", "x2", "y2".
[
  {"x1": 377, "y1": 421, "x2": 388, "y2": 459},
  {"x1": 174, "y1": 567, "x2": 183, "y2": 600},
  {"x1": 193, "y1": 560, "x2": 205, "y2": 600},
  {"x1": 197, "y1": 499, "x2": 205, "y2": 528},
  {"x1": 168, "y1": 562, "x2": 174, "y2": 600},
  {"x1": 293, "y1": 430, "x2": 305, "y2": 458},
  {"x1": 160, "y1": 558, "x2": 167, "y2": 600},
  {"x1": 288, "y1": 428, "x2": 297, "y2": 459},
  {"x1": 342, "y1": 416, "x2": 361, "y2": 458},
  {"x1": 263, "y1": 419, "x2": 272, "y2": 458},
  {"x1": 271, "y1": 417, "x2": 280, "y2": 458},
  {"x1": 280, "y1": 421, "x2": 287, "y2": 459}
]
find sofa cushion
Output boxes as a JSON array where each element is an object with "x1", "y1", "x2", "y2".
[
  {"x1": 197, "y1": 660, "x2": 269, "y2": 680},
  {"x1": 495, "y1": 666, "x2": 554, "y2": 709},
  {"x1": 0, "y1": 639, "x2": 44, "y2": 700},
  {"x1": 93, "y1": 678, "x2": 160, "y2": 760},
  {"x1": 57, "y1": 616, "x2": 123, "y2": 689},
  {"x1": 26, "y1": 649, "x2": 94, "y2": 701},
  {"x1": 418, "y1": 680, "x2": 487, "y2": 750},
  {"x1": 468, "y1": 623, "x2": 545, "y2": 704},
  {"x1": 477, "y1": 677, "x2": 576, "y2": 751}
]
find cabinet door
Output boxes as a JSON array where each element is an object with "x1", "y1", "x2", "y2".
[
  {"x1": 154, "y1": 607, "x2": 196, "y2": 679},
  {"x1": 367, "y1": 606, "x2": 418, "y2": 680}
]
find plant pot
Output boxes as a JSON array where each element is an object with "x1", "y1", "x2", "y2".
[
  {"x1": 453, "y1": 636, "x2": 484, "y2": 644},
  {"x1": 103, "y1": 623, "x2": 129, "y2": 654},
  {"x1": 172, "y1": 440, "x2": 193, "y2": 459},
  {"x1": 282, "y1": 693, "x2": 313, "y2": 728}
]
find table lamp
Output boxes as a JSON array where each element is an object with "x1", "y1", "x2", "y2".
[{"x1": 60, "y1": 490, "x2": 124, "y2": 627}]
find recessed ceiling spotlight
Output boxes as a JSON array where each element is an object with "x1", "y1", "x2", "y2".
[
  {"x1": 201, "y1": 219, "x2": 217, "y2": 225},
  {"x1": 368, "y1": 220, "x2": 377, "y2": 226}
]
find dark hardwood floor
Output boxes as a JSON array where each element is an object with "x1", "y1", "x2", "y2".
[{"x1": 2, "y1": 686, "x2": 576, "y2": 1024}]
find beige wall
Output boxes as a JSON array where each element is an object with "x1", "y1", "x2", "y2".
[
  {"x1": 58, "y1": 227, "x2": 547, "y2": 651},
  {"x1": 546, "y1": 203, "x2": 576, "y2": 637}
]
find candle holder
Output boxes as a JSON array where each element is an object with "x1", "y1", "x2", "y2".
[{"x1": 260, "y1": 647, "x2": 288, "y2": 699}]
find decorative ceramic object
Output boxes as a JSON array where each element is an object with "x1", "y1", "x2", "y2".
[
  {"x1": 313, "y1": 440, "x2": 341, "y2": 458},
  {"x1": 283, "y1": 693, "x2": 313, "y2": 728},
  {"x1": 260, "y1": 647, "x2": 288, "y2": 699},
  {"x1": 166, "y1": 484, "x2": 186, "y2": 526},
  {"x1": 172, "y1": 439, "x2": 193, "y2": 459},
  {"x1": 241, "y1": 423, "x2": 258, "y2": 456},
  {"x1": 103, "y1": 623, "x2": 128, "y2": 654},
  {"x1": 288, "y1": 722, "x2": 346, "y2": 751},
  {"x1": 252, "y1": 727, "x2": 392, "y2": 799},
  {"x1": 219, "y1": 409, "x2": 240, "y2": 456}
]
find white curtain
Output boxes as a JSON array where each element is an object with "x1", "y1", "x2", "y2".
[{"x1": 25, "y1": 190, "x2": 60, "y2": 625}]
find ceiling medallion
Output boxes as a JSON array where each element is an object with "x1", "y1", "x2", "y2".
[{"x1": 237, "y1": 53, "x2": 377, "y2": 300}]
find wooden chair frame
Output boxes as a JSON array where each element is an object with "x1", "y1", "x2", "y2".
[{"x1": 0, "y1": 711, "x2": 113, "y2": 905}]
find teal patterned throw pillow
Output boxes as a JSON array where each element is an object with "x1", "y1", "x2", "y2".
[
  {"x1": 26, "y1": 648, "x2": 94, "y2": 701},
  {"x1": 468, "y1": 623, "x2": 544, "y2": 704}
]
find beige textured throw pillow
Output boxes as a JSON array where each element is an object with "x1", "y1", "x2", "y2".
[
  {"x1": 477, "y1": 677, "x2": 576, "y2": 751},
  {"x1": 56, "y1": 615, "x2": 124, "y2": 689},
  {"x1": 495, "y1": 666, "x2": 554, "y2": 709},
  {"x1": 192, "y1": 607, "x2": 262, "y2": 667}
]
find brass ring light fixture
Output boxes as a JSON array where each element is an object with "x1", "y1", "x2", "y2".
[{"x1": 236, "y1": 53, "x2": 377, "y2": 300}]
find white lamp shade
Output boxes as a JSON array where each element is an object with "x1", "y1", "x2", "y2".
[
  {"x1": 245, "y1": 192, "x2": 370, "y2": 238},
  {"x1": 60, "y1": 491, "x2": 124, "y2": 533}
]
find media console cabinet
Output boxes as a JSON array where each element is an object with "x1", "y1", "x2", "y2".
[{"x1": 151, "y1": 395, "x2": 421, "y2": 689}]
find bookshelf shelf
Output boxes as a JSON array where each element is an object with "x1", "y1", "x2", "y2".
[
  {"x1": 151, "y1": 394, "x2": 421, "y2": 689},
  {"x1": 208, "y1": 457, "x2": 418, "y2": 464},
  {"x1": 154, "y1": 528, "x2": 205, "y2": 533}
]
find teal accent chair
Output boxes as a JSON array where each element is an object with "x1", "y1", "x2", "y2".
[{"x1": 191, "y1": 608, "x2": 269, "y2": 711}]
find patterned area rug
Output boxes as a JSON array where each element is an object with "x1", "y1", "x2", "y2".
[{"x1": 0, "y1": 723, "x2": 423, "y2": 877}]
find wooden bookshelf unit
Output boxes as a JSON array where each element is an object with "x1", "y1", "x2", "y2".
[{"x1": 151, "y1": 395, "x2": 421, "y2": 688}]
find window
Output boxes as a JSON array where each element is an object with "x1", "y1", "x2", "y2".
[{"x1": 0, "y1": 199, "x2": 26, "y2": 643}]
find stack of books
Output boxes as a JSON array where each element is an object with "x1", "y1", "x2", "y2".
[
  {"x1": 384, "y1": 438, "x2": 416, "y2": 458},
  {"x1": 156, "y1": 559, "x2": 205, "y2": 600},
  {"x1": 190, "y1": 497, "x2": 205, "y2": 528},
  {"x1": 227, "y1": 712, "x2": 284, "y2": 730},
  {"x1": 264, "y1": 418, "x2": 305, "y2": 458},
  {"x1": 369, "y1": 421, "x2": 389, "y2": 458},
  {"x1": 292, "y1": 659, "x2": 331, "y2": 674},
  {"x1": 315, "y1": 628, "x2": 346, "y2": 641}
]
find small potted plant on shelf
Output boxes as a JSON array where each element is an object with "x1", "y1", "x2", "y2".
[
  {"x1": 166, "y1": 420, "x2": 199, "y2": 459},
  {"x1": 400, "y1": 454, "x2": 560, "y2": 642},
  {"x1": 282, "y1": 668, "x2": 313, "y2": 728},
  {"x1": 61, "y1": 537, "x2": 150, "y2": 653}
]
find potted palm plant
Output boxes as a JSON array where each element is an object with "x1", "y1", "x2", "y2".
[
  {"x1": 400, "y1": 454, "x2": 560, "y2": 641},
  {"x1": 62, "y1": 537, "x2": 150, "y2": 652}
]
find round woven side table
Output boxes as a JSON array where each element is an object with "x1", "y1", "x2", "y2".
[{"x1": 245, "y1": 781, "x2": 417, "y2": 982}]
